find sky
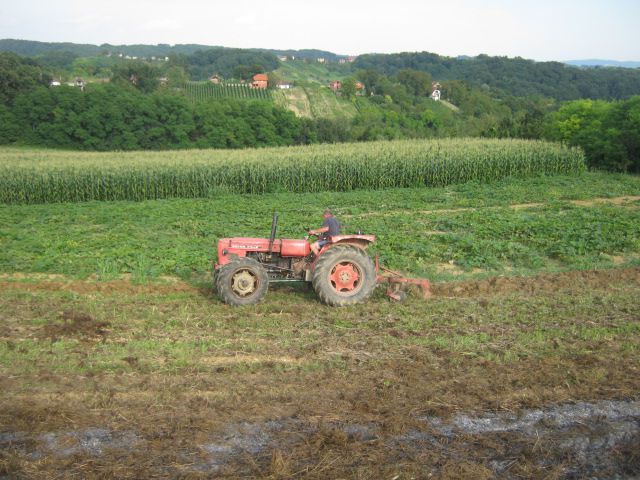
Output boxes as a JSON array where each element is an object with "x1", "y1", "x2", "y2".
[{"x1": 1, "y1": 0, "x2": 639, "y2": 61}]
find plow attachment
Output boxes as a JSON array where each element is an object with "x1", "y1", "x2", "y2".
[{"x1": 376, "y1": 260, "x2": 431, "y2": 301}]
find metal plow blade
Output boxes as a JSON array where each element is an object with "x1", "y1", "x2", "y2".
[{"x1": 376, "y1": 264, "x2": 431, "y2": 301}]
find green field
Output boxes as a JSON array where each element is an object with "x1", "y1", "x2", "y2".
[
  {"x1": 275, "y1": 60, "x2": 351, "y2": 85},
  {"x1": 0, "y1": 139, "x2": 585, "y2": 204},
  {"x1": 1, "y1": 173, "x2": 638, "y2": 282},
  {"x1": 274, "y1": 85, "x2": 358, "y2": 119},
  {"x1": 1, "y1": 138, "x2": 639, "y2": 477},
  {"x1": 1, "y1": 168, "x2": 639, "y2": 477}
]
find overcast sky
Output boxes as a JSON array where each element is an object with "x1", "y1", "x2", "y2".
[{"x1": 1, "y1": 0, "x2": 639, "y2": 61}]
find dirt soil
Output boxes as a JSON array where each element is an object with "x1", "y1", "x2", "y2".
[{"x1": 1, "y1": 267, "x2": 639, "y2": 479}]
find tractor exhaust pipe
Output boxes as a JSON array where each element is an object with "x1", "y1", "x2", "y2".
[{"x1": 268, "y1": 212, "x2": 279, "y2": 255}]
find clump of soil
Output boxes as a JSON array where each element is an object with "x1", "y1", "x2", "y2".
[{"x1": 41, "y1": 310, "x2": 110, "y2": 341}]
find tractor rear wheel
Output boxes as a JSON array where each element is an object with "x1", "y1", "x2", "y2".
[
  {"x1": 312, "y1": 245, "x2": 376, "y2": 306},
  {"x1": 216, "y1": 257, "x2": 269, "y2": 305}
]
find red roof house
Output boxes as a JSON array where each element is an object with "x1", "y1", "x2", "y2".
[{"x1": 251, "y1": 73, "x2": 269, "y2": 89}]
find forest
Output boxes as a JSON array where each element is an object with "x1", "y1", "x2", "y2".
[
  {"x1": 0, "y1": 43, "x2": 639, "y2": 172},
  {"x1": 353, "y1": 52, "x2": 640, "y2": 100}
]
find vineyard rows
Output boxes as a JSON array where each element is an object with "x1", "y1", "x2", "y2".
[{"x1": 183, "y1": 82, "x2": 273, "y2": 102}]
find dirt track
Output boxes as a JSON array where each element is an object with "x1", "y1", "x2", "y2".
[{"x1": 1, "y1": 267, "x2": 639, "y2": 478}]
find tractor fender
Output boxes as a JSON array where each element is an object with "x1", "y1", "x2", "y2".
[
  {"x1": 309, "y1": 235, "x2": 376, "y2": 272},
  {"x1": 329, "y1": 234, "x2": 376, "y2": 250}
]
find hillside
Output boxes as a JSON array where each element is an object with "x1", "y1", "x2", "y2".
[
  {"x1": 0, "y1": 38, "x2": 215, "y2": 57},
  {"x1": 270, "y1": 60, "x2": 359, "y2": 118},
  {"x1": 354, "y1": 52, "x2": 640, "y2": 100},
  {"x1": 0, "y1": 39, "x2": 347, "y2": 63},
  {"x1": 273, "y1": 86, "x2": 358, "y2": 119}
]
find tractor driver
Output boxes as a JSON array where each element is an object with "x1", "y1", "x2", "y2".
[{"x1": 309, "y1": 208, "x2": 341, "y2": 255}]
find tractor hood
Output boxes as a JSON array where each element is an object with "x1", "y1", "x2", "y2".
[{"x1": 215, "y1": 237, "x2": 310, "y2": 267}]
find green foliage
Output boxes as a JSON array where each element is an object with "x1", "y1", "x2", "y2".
[
  {"x1": 70, "y1": 55, "x2": 118, "y2": 79},
  {"x1": 340, "y1": 77, "x2": 358, "y2": 99},
  {"x1": 354, "y1": 52, "x2": 640, "y2": 101},
  {"x1": 0, "y1": 39, "x2": 219, "y2": 58},
  {"x1": 0, "y1": 139, "x2": 585, "y2": 204},
  {"x1": 184, "y1": 48, "x2": 279, "y2": 80},
  {"x1": 545, "y1": 97, "x2": 640, "y2": 172},
  {"x1": 1, "y1": 84, "x2": 303, "y2": 151},
  {"x1": 0, "y1": 173, "x2": 637, "y2": 280},
  {"x1": 0, "y1": 104, "x2": 20, "y2": 143},
  {"x1": 111, "y1": 61, "x2": 161, "y2": 93},
  {"x1": 0, "y1": 52, "x2": 51, "y2": 105},
  {"x1": 35, "y1": 51, "x2": 78, "y2": 70},
  {"x1": 397, "y1": 69, "x2": 432, "y2": 97}
]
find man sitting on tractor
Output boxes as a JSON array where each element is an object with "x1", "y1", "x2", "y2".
[{"x1": 309, "y1": 208, "x2": 341, "y2": 255}]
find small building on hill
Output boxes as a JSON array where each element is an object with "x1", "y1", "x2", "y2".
[
  {"x1": 209, "y1": 74, "x2": 222, "y2": 84},
  {"x1": 329, "y1": 80, "x2": 342, "y2": 91},
  {"x1": 431, "y1": 81, "x2": 442, "y2": 101},
  {"x1": 251, "y1": 73, "x2": 269, "y2": 89}
]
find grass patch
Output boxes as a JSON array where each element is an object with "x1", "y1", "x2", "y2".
[{"x1": 1, "y1": 173, "x2": 638, "y2": 281}]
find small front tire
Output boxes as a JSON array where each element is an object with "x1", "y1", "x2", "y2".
[{"x1": 216, "y1": 257, "x2": 269, "y2": 306}]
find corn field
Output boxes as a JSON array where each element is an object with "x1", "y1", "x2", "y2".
[
  {"x1": 183, "y1": 82, "x2": 272, "y2": 102},
  {"x1": 0, "y1": 139, "x2": 586, "y2": 204}
]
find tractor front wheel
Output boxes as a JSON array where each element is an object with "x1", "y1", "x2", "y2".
[
  {"x1": 216, "y1": 258, "x2": 269, "y2": 306},
  {"x1": 312, "y1": 245, "x2": 376, "y2": 307}
]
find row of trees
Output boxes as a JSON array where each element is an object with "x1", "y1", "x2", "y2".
[{"x1": 0, "y1": 84, "x2": 306, "y2": 150}]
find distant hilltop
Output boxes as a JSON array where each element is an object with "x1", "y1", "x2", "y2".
[
  {"x1": 564, "y1": 59, "x2": 640, "y2": 69},
  {"x1": 0, "y1": 38, "x2": 349, "y2": 62}
]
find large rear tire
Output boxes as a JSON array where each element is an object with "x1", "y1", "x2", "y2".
[
  {"x1": 312, "y1": 245, "x2": 376, "y2": 306},
  {"x1": 216, "y1": 257, "x2": 269, "y2": 306}
]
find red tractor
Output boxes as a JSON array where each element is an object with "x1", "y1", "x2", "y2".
[{"x1": 213, "y1": 214, "x2": 430, "y2": 306}]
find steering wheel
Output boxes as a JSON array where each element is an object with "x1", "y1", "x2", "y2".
[{"x1": 304, "y1": 227, "x2": 318, "y2": 241}]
